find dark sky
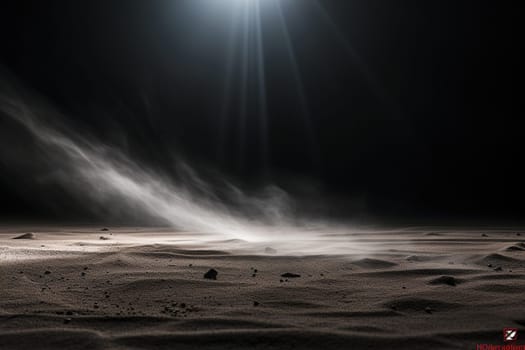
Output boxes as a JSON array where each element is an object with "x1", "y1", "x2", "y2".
[{"x1": 0, "y1": 0, "x2": 520, "y2": 222}]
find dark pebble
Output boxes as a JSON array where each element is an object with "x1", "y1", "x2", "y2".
[
  {"x1": 204, "y1": 269, "x2": 218, "y2": 280},
  {"x1": 281, "y1": 273, "x2": 301, "y2": 278}
]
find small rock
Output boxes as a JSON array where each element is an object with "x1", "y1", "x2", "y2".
[
  {"x1": 424, "y1": 307, "x2": 433, "y2": 314},
  {"x1": 99, "y1": 236, "x2": 109, "y2": 240},
  {"x1": 494, "y1": 267, "x2": 503, "y2": 272},
  {"x1": 281, "y1": 273, "x2": 301, "y2": 278},
  {"x1": 44, "y1": 270, "x2": 51, "y2": 275},
  {"x1": 180, "y1": 303, "x2": 186, "y2": 308},
  {"x1": 81, "y1": 272, "x2": 86, "y2": 276},
  {"x1": 64, "y1": 318, "x2": 72, "y2": 324},
  {"x1": 66, "y1": 311, "x2": 73, "y2": 316},
  {"x1": 204, "y1": 269, "x2": 218, "y2": 280},
  {"x1": 487, "y1": 264, "x2": 493, "y2": 268},
  {"x1": 101, "y1": 228, "x2": 109, "y2": 231},
  {"x1": 481, "y1": 233, "x2": 488, "y2": 237},
  {"x1": 253, "y1": 301, "x2": 260, "y2": 307},
  {"x1": 12, "y1": 233, "x2": 35, "y2": 240}
]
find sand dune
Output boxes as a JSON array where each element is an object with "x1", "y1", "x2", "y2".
[{"x1": 1, "y1": 227, "x2": 524, "y2": 349}]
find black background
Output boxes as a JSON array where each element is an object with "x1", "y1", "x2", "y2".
[{"x1": 0, "y1": 0, "x2": 520, "y2": 222}]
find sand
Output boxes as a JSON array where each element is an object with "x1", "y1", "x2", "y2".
[{"x1": 1, "y1": 226, "x2": 524, "y2": 349}]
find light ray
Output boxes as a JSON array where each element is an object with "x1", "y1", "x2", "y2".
[{"x1": 274, "y1": 0, "x2": 320, "y2": 166}]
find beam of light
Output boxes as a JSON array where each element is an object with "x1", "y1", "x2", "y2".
[
  {"x1": 218, "y1": 4, "x2": 241, "y2": 165},
  {"x1": 254, "y1": 0, "x2": 269, "y2": 169},
  {"x1": 237, "y1": 0, "x2": 251, "y2": 169},
  {"x1": 273, "y1": 0, "x2": 321, "y2": 166},
  {"x1": 310, "y1": 0, "x2": 400, "y2": 115},
  {"x1": 188, "y1": 0, "x2": 322, "y2": 171}
]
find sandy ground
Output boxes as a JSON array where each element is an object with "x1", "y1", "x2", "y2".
[{"x1": 1, "y1": 226, "x2": 524, "y2": 349}]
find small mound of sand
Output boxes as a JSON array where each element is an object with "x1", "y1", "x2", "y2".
[
  {"x1": 477, "y1": 253, "x2": 522, "y2": 266},
  {"x1": 428, "y1": 276, "x2": 460, "y2": 286},
  {"x1": 352, "y1": 258, "x2": 397, "y2": 269},
  {"x1": 477, "y1": 253, "x2": 524, "y2": 267},
  {"x1": 504, "y1": 245, "x2": 525, "y2": 252},
  {"x1": 12, "y1": 233, "x2": 35, "y2": 240},
  {"x1": 424, "y1": 232, "x2": 442, "y2": 236},
  {"x1": 405, "y1": 255, "x2": 441, "y2": 262}
]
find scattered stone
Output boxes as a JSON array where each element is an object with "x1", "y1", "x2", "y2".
[
  {"x1": 252, "y1": 274, "x2": 256, "y2": 278},
  {"x1": 99, "y1": 236, "x2": 109, "y2": 240},
  {"x1": 12, "y1": 232, "x2": 35, "y2": 240},
  {"x1": 81, "y1": 272, "x2": 86, "y2": 277},
  {"x1": 101, "y1": 228, "x2": 109, "y2": 231},
  {"x1": 281, "y1": 273, "x2": 301, "y2": 278},
  {"x1": 494, "y1": 267, "x2": 503, "y2": 272},
  {"x1": 254, "y1": 269, "x2": 258, "y2": 273},
  {"x1": 487, "y1": 264, "x2": 493, "y2": 268},
  {"x1": 180, "y1": 303, "x2": 186, "y2": 308},
  {"x1": 44, "y1": 270, "x2": 51, "y2": 275},
  {"x1": 64, "y1": 318, "x2": 72, "y2": 324},
  {"x1": 481, "y1": 233, "x2": 488, "y2": 237},
  {"x1": 264, "y1": 247, "x2": 277, "y2": 254},
  {"x1": 204, "y1": 269, "x2": 218, "y2": 280},
  {"x1": 424, "y1": 307, "x2": 433, "y2": 314},
  {"x1": 253, "y1": 301, "x2": 260, "y2": 307}
]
